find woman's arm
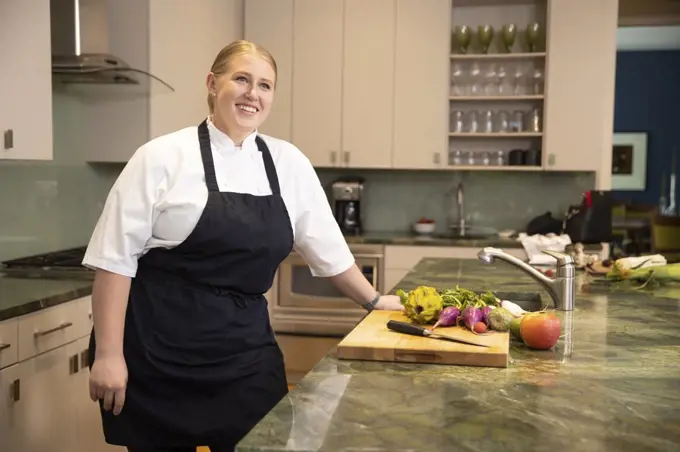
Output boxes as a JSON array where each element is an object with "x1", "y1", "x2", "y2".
[
  {"x1": 328, "y1": 264, "x2": 377, "y2": 305},
  {"x1": 329, "y1": 264, "x2": 404, "y2": 311},
  {"x1": 91, "y1": 269, "x2": 132, "y2": 358}
]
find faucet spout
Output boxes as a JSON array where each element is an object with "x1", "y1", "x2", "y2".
[
  {"x1": 456, "y1": 182, "x2": 465, "y2": 234},
  {"x1": 477, "y1": 247, "x2": 576, "y2": 311}
]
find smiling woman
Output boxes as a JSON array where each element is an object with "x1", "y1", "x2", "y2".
[
  {"x1": 82, "y1": 39, "x2": 403, "y2": 452},
  {"x1": 206, "y1": 40, "x2": 278, "y2": 145}
]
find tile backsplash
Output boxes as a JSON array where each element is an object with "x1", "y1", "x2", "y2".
[
  {"x1": 317, "y1": 169, "x2": 595, "y2": 234},
  {"x1": 0, "y1": 91, "x2": 594, "y2": 262},
  {"x1": 0, "y1": 91, "x2": 123, "y2": 261}
]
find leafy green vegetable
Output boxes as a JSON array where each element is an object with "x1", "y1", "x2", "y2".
[
  {"x1": 437, "y1": 285, "x2": 500, "y2": 310},
  {"x1": 394, "y1": 285, "x2": 500, "y2": 325}
]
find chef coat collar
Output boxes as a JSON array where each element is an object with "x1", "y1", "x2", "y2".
[{"x1": 206, "y1": 116, "x2": 259, "y2": 152}]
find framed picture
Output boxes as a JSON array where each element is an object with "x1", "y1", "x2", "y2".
[{"x1": 611, "y1": 132, "x2": 647, "y2": 190}]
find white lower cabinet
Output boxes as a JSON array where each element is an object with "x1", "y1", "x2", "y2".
[{"x1": 0, "y1": 297, "x2": 119, "y2": 452}]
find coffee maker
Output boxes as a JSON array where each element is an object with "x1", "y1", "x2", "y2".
[{"x1": 330, "y1": 177, "x2": 364, "y2": 235}]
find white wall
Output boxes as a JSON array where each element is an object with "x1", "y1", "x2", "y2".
[{"x1": 617, "y1": 25, "x2": 680, "y2": 50}]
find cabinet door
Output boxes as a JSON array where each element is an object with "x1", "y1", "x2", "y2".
[
  {"x1": 17, "y1": 346, "x2": 72, "y2": 452},
  {"x1": 291, "y1": 0, "x2": 344, "y2": 167},
  {"x1": 245, "y1": 0, "x2": 294, "y2": 142},
  {"x1": 67, "y1": 337, "x2": 119, "y2": 452},
  {"x1": 341, "y1": 0, "x2": 396, "y2": 169},
  {"x1": 149, "y1": 0, "x2": 245, "y2": 139},
  {"x1": 0, "y1": 364, "x2": 24, "y2": 451},
  {"x1": 542, "y1": 0, "x2": 618, "y2": 174},
  {"x1": 0, "y1": 0, "x2": 53, "y2": 160},
  {"x1": 392, "y1": 0, "x2": 450, "y2": 169}
]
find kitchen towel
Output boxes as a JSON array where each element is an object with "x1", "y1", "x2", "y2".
[{"x1": 517, "y1": 232, "x2": 572, "y2": 265}]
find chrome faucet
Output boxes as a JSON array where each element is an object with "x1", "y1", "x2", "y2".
[
  {"x1": 456, "y1": 182, "x2": 465, "y2": 235},
  {"x1": 477, "y1": 247, "x2": 576, "y2": 311}
]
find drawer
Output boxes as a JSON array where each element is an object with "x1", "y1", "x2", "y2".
[
  {"x1": 17, "y1": 296, "x2": 92, "y2": 362},
  {"x1": 0, "y1": 318, "x2": 19, "y2": 369}
]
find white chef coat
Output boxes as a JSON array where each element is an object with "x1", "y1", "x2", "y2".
[{"x1": 82, "y1": 118, "x2": 355, "y2": 279}]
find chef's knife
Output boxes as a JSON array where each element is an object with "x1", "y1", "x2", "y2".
[{"x1": 386, "y1": 320, "x2": 491, "y2": 348}]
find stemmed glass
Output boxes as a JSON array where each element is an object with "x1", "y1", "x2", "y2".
[
  {"x1": 477, "y1": 25, "x2": 494, "y2": 54},
  {"x1": 501, "y1": 24, "x2": 517, "y2": 53}
]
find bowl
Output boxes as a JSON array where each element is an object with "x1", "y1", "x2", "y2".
[{"x1": 413, "y1": 222, "x2": 436, "y2": 235}]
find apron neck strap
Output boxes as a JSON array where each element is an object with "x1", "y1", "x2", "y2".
[
  {"x1": 255, "y1": 136, "x2": 281, "y2": 196},
  {"x1": 197, "y1": 119, "x2": 281, "y2": 196}
]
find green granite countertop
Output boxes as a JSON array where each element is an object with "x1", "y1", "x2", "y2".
[
  {"x1": 237, "y1": 258, "x2": 680, "y2": 452},
  {"x1": 343, "y1": 231, "x2": 524, "y2": 248},
  {"x1": 0, "y1": 275, "x2": 93, "y2": 321}
]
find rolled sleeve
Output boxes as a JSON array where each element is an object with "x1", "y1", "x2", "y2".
[
  {"x1": 82, "y1": 144, "x2": 167, "y2": 277},
  {"x1": 292, "y1": 156, "x2": 354, "y2": 277}
]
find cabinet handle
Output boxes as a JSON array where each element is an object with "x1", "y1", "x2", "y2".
[
  {"x1": 11, "y1": 379, "x2": 20, "y2": 402},
  {"x1": 34, "y1": 321, "x2": 73, "y2": 338},
  {"x1": 433, "y1": 152, "x2": 441, "y2": 164},
  {"x1": 80, "y1": 349, "x2": 90, "y2": 370},
  {"x1": 343, "y1": 151, "x2": 350, "y2": 165},
  {"x1": 69, "y1": 354, "x2": 79, "y2": 375},
  {"x1": 330, "y1": 151, "x2": 337, "y2": 164},
  {"x1": 3, "y1": 129, "x2": 13, "y2": 150},
  {"x1": 548, "y1": 154, "x2": 555, "y2": 166},
  {"x1": 0, "y1": 343, "x2": 10, "y2": 352}
]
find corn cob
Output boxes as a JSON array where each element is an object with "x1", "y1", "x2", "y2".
[{"x1": 606, "y1": 262, "x2": 680, "y2": 288}]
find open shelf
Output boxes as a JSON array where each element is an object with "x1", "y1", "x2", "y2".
[
  {"x1": 449, "y1": 132, "x2": 542, "y2": 138},
  {"x1": 446, "y1": 165, "x2": 542, "y2": 171},
  {"x1": 450, "y1": 52, "x2": 546, "y2": 60},
  {"x1": 449, "y1": 95, "x2": 544, "y2": 101}
]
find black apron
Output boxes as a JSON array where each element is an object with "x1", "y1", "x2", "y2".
[{"x1": 89, "y1": 119, "x2": 294, "y2": 449}]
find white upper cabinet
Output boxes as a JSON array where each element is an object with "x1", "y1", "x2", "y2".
[
  {"x1": 542, "y1": 0, "x2": 619, "y2": 173},
  {"x1": 148, "y1": 0, "x2": 244, "y2": 140},
  {"x1": 291, "y1": 0, "x2": 344, "y2": 167},
  {"x1": 342, "y1": 0, "x2": 396, "y2": 169},
  {"x1": 393, "y1": 0, "x2": 451, "y2": 169},
  {"x1": 244, "y1": 0, "x2": 295, "y2": 142},
  {"x1": 0, "y1": 0, "x2": 53, "y2": 161},
  {"x1": 246, "y1": 0, "x2": 402, "y2": 169}
]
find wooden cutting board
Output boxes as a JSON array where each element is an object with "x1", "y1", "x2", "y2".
[{"x1": 336, "y1": 310, "x2": 510, "y2": 368}]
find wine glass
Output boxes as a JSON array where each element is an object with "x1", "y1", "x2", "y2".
[
  {"x1": 526, "y1": 23, "x2": 541, "y2": 52},
  {"x1": 501, "y1": 24, "x2": 517, "y2": 53},
  {"x1": 453, "y1": 25, "x2": 471, "y2": 54},
  {"x1": 477, "y1": 25, "x2": 494, "y2": 54}
]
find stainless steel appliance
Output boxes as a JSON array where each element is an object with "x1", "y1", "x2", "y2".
[
  {"x1": 331, "y1": 178, "x2": 364, "y2": 236},
  {"x1": 272, "y1": 243, "x2": 383, "y2": 336}
]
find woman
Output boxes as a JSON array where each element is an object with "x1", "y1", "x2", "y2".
[{"x1": 83, "y1": 39, "x2": 403, "y2": 452}]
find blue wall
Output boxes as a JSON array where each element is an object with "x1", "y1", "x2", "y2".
[{"x1": 613, "y1": 50, "x2": 680, "y2": 206}]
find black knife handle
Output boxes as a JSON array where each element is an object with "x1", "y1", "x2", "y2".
[{"x1": 387, "y1": 320, "x2": 429, "y2": 337}]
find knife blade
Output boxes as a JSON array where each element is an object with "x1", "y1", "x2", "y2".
[{"x1": 386, "y1": 320, "x2": 491, "y2": 348}]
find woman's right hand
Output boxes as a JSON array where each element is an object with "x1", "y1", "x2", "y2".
[{"x1": 89, "y1": 354, "x2": 128, "y2": 415}]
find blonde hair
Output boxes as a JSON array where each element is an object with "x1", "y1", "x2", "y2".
[{"x1": 207, "y1": 40, "x2": 278, "y2": 113}]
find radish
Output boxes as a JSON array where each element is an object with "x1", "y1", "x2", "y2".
[
  {"x1": 432, "y1": 306, "x2": 460, "y2": 330},
  {"x1": 457, "y1": 306, "x2": 482, "y2": 333},
  {"x1": 480, "y1": 306, "x2": 492, "y2": 326},
  {"x1": 500, "y1": 300, "x2": 528, "y2": 317}
]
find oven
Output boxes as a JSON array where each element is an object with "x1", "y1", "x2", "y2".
[{"x1": 272, "y1": 244, "x2": 384, "y2": 337}]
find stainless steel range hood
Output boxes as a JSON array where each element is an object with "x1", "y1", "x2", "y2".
[{"x1": 50, "y1": 0, "x2": 174, "y2": 91}]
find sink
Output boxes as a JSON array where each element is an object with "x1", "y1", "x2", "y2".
[
  {"x1": 436, "y1": 232, "x2": 496, "y2": 240},
  {"x1": 437, "y1": 225, "x2": 498, "y2": 240}
]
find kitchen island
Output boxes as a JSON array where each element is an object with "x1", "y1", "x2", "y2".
[{"x1": 236, "y1": 257, "x2": 680, "y2": 452}]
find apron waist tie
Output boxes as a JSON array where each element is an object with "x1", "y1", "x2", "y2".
[{"x1": 137, "y1": 263, "x2": 259, "y2": 308}]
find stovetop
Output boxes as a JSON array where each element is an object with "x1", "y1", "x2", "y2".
[
  {"x1": 0, "y1": 246, "x2": 93, "y2": 280},
  {"x1": 2, "y1": 246, "x2": 88, "y2": 269}
]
